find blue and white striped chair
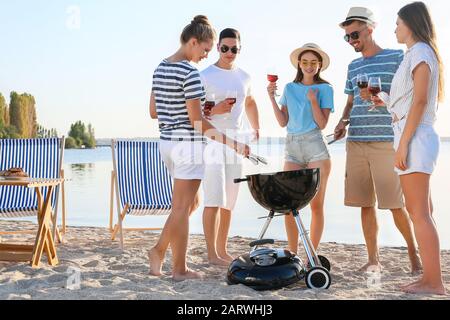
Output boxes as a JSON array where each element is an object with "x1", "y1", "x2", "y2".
[
  {"x1": 0, "y1": 137, "x2": 66, "y2": 241},
  {"x1": 110, "y1": 139, "x2": 173, "y2": 248}
]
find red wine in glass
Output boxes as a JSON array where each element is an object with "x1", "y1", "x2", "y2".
[
  {"x1": 267, "y1": 74, "x2": 279, "y2": 96},
  {"x1": 368, "y1": 76, "x2": 382, "y2": 112},
  {"x1": 204, "y1": 100, "x2": 215, "y2": 113},
  {"x1": 267, "y1": 74, "x2": 279, "y2": 83},
  {"x1": 369, "y1": 86, "x2": 381, "y2": 96},
  {"x1": 357, "y1": 73, "x2": 369, "y2": 89}
]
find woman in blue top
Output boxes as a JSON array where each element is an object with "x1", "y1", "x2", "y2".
[{"x1": 267, "y1": 43, "x2": 334, "y2": 253}]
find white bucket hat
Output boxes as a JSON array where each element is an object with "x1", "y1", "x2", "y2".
[
  {"x1": 289, "y1": 43, "x2": 330, "y2": 71},
  {"x1": 339, "y1": 7, "x2": 377, "y2": 28}
]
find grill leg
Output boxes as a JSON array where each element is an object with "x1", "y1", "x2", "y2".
[
  {"x1": 292, "y1": 209, "x2": 320, "y2": 268},
  {"x1": 252, "y1": 210, "x2": 275, "y2": 251}
]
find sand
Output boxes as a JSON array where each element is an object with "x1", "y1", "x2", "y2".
[{"x1": 0, "y1": 220, "x2": 449, "y2": 300}]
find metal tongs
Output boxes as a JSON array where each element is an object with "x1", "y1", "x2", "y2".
[
  {"x1": 325, "y1": 133, "x2": 338, "y2": 145},
  {"x1": 247, "y1": 153, "x2": 268, "y2": 165}
]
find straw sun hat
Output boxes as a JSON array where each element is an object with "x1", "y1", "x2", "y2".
[
  {"x1": 289, "y1": 43, "x2": 330, "y2": 71},
  {"x1": 339, "y1": 7, "x2": 377, "y2": 28}
]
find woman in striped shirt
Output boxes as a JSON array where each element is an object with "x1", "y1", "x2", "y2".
[
  {"x1": 148, "y1": 15, "x2": 250, "y2": 281},
  {"x1": 373, "y1": 2, "x2": 445, "y2": 295}
]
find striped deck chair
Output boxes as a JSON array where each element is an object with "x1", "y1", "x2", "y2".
[
  {"x1": 110, "y1": 139, "x2": 173, "y2": 248},
  {"x1": 0, "y1": 137, "x2": 66, "y2": 242}
]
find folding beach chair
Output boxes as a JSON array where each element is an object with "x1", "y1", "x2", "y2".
[
  {"x1": 110, "y1": 139, "x2": 173, "y2": 249},
  {"x1": 0, "y1": 137, "x2": 67, "y2": 242}
]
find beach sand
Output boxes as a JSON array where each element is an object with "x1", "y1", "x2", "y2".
[{"x1": 0, "y1": 220, "x2": 449, "y2": 300}]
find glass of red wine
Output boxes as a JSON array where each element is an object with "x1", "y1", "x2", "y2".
[
  {"x1": 203, "y1": 92, "x2": 215, "y2": 118},
  {"x1": 224, "y1": 90, "x2": 237, "y2": 120},
  {"x1": 267, "y1": 74, "x2": 279, "y2": 97},
  {"x1": 357, "y1": 73, "x2": 369, "y2": 91},
  {"x1": 368, "y1": 77, "x2": 381, "y2": 112}
]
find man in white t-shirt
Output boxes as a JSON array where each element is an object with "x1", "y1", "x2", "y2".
[{"x1": 200, "y1": 28, "x2": 260, "y2": 266}]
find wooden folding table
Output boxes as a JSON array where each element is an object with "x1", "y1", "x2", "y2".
[{"x1": 0, "y1": 178, "x2": 63, "y2": 268}]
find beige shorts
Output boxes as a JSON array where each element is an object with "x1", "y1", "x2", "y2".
[{"x1": 345, "y1": 141, "x2": 404, "y2": 210}]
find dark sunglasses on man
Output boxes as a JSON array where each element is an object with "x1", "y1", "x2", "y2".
[
  {"x1": 343, "y1": 28, "x2": 367, "y2": 42},
  {"x1": 220, "y1": 45, "x2": 240, "y2": 54}
]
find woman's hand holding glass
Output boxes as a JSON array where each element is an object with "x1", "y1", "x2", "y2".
[
  {"x1": 267, "y1": 82, "x2": 278, "y2": 98},
  {"x1": 370, "y1": 95, "x2": 386, "y2": 107}
]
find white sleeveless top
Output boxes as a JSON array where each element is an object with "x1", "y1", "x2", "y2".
[{"x1": 388, "y1": 42, "x2": 439, "y2": 125}]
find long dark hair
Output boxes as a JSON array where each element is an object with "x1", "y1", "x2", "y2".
[
  {"x1": 293, "y1": 50, "x2": 330, "y2": 84},
  {"x1": 398, "y1": 2, "x2": 444, "y2": 102}
]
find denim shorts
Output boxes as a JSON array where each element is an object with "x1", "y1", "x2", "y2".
[{"x1": 285, "y1": 129, "x2": 330, "y2": 166}]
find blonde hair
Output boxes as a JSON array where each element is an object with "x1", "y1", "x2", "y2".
[{"x1": 180, "y1": 15, "x2": 216, "y2": 44}]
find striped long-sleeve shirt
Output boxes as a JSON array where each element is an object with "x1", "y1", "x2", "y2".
[
  {"x1": 345, "y1": 49, "x2": 404, "y2": 142},
  {"x1": 152, "y1": 59, "x2": 205, "y2": 142}
]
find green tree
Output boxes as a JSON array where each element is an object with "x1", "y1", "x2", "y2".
[
  {"x1": 9, "y1": 91, "x2": 37, "y2": 138},
  {"x1": 87, "y1": 123, "x2": 96, "y2": 148},
  {"x1": 0, "y1": 93, "x2": 7, "y2": 127},
  {"x1": 36, "y1": 124, "x2": 58, "y2": 138},
  {"x1": 67, "y1": 121, "x2": 96, "y2": 149},
  {"x1": 65, "y1": 136, "x2": 77, "y2": 149},
  {"x1": 0, "y1": 124, "x2": 20, "y2": 139}
]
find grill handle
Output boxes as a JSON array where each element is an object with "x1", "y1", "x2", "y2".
[{"x1": 249, "y1": 239, "x2": 275, "y2": 247}]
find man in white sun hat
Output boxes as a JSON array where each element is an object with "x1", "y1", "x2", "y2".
[{"x1": 333, "y1": 7, "x2": 422, "y2": 273}]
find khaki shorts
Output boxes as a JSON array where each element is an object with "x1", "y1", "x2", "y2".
[{"x1": 345, "y1": 141, "x2": 404, "y2": 209}]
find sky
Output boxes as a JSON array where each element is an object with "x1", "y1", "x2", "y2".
[{"x1": 0, "y1": 0, "x2": 449, "y2": 138}]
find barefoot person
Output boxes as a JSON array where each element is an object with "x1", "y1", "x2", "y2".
[
  {"x1": 148, "y1": 15, "x2": 250, "y2": 281},
  {"x1": 200, "y1": 28, "x2": 260, "y2": 266},
  {"x1": 267, "y1": 43, "x2": 333, "y2": 253},
  {"x1": 334, "y1": 7, "x2": 421, "y2": 273},
  {"x1": 372, "y1": 2, "x2": 445, "y2": 295}
]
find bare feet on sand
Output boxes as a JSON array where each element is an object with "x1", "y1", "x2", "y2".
[
  {"x1": 172, "y1": 268, "x2": 204, "y2": 282},
  {"x1": 358, "y1": 262, "x2": 382, "y2": 273},
  {"x1": 218, "y1": 252, "x2": 234, "y2": 263},
  {"x1": 148, "y1": 247, "x2": 164, "y2": 276},
  {"x1": 401, "y1": 280, "x2": 446, "y2": 295},
  {"x1": 399, "y1": 279, "x2": 421, "y2": 289},
  {"x1": 409, "y1": 253, "x2": 423, "y2": 275},
  {"x1": 208, "y1": 257, "x2": 230, "y2": 267}
]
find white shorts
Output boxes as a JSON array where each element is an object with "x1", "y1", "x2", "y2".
[
  {"x1": 159, "y1": 140, "x2": 205, "y2": 180},
  {"x1": 393, "y1": 118, "x2": 440, "y2": 176},
  {"x1": 202, "y1": 141, "x2": 243, "y2": 210}
]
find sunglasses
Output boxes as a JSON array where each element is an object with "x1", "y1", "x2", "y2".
[
  {"x1": 299, "y1": 60, "x2": 319, "y2": 68},
  {"x1": 343, "y1": 28, "x2": 366, "y2": 42},
  {"x1": 220, "y1": 45, "x2": 240, "y2": 54}
]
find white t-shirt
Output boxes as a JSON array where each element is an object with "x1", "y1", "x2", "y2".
[{"x1": 200, "y1": 64, "x2": 253, "y2": 134}]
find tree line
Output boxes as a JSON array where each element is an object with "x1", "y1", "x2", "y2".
[{"x1": 0, "y1": 92, "x2": 95, "y2": 149}]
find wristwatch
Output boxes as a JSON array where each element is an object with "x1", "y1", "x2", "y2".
[{"x1": 341, "y1": 118, "x2": 350, "y2": 125}]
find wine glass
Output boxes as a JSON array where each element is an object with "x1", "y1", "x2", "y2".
[
  {"x1": 224, "y1": 90, "x2": 237, "y2": 120},
  {"x1": 367, "y1": 77, "x2": 381, "y2": 112},
  {"x1": 203, "y1": 92, "x2": 215, "y2": 118},
  {"x1": 357, "y1": 73, "x2": 369, "y2": 107},
  {"x1": 357, "y1": 73, "x2": 369, "y2": 90},
  {"x1": 267, "y1": 67, "x2": 279, "y2": 97}
]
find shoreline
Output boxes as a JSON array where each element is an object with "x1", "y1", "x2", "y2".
[{"x1": 0, "y1": 221, "x2": 449, "y2": 300}]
